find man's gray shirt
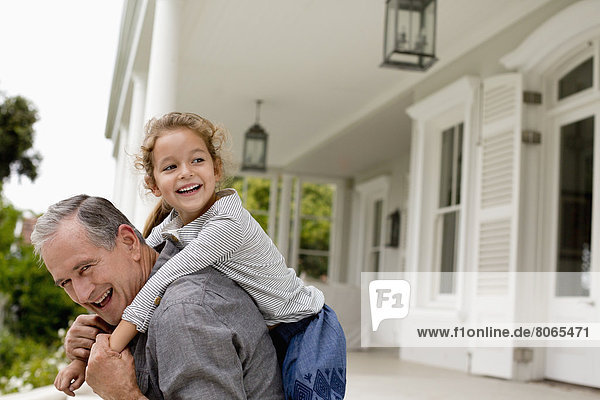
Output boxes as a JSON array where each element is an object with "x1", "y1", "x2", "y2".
[{"x1": 131, "y1": 240, "x2": 284, "y2": 399}]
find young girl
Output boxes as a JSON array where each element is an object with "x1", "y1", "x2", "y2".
[{"x1": 56, "y1": 112, "x2": 346, "y2": 399}]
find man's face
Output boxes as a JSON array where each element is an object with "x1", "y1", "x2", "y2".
[{"x1": 42, "y1": 218, "x2": 147, "y2": 325}]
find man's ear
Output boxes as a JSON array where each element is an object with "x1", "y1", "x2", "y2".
[
  {"x1": 145, "y1": 175, "x2": 161, "y2": 197},
  {"x1": 117, "y1": 224, "x2": 141, "y2": 261}
]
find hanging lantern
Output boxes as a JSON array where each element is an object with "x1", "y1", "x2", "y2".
[
  {"x1": 381, "y1": 0, "x2": 438, "y2": 71},
  {"x1": 241, "y1": 100, "x2": 268, "y2": 172}
]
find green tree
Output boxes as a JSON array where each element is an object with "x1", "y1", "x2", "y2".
[
  {"x1": 0, "y1": 198, "x2": 84, "y2": 394},
  {"x1": 0, "y1": 93, "x2": 41, "y2": 187},
  {"x1": 0, "y1": 199, "x2": 85, "y2": 345},
  {"x1": 0, "y1": 91, "x2": 72, "y2": 393}
]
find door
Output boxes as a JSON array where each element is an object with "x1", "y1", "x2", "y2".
[{"x1": 545, "y1": 107, "x2": 600, "y2": 388}]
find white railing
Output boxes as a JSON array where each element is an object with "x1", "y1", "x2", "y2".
[{"x1": 0, "y1": 383, "x2": 99, "y2": 400}]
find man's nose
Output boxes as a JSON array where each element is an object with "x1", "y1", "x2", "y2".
[{"x1": 71, "y1": 278, "x2": 95, "y2": 304}]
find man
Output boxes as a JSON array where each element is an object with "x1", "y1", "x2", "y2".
[{"x1": 31, "y1": 195, "x2": 283, "y2": 400}]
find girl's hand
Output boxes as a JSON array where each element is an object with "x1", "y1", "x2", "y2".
[
  {"x1": 54, "y1": 359, "x2": 86, "y2": 397},
  {"x1": 64, "y1": 314, "x2": 113, "y2": 361}
]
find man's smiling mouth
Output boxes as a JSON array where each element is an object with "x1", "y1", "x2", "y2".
[{"x1": 92, "y1": 288, "x2": 112, "y2": 308}]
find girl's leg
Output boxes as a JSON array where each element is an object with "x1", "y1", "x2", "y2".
[{"x1": 281, "y1": 305, "x2": 347, "y2": 400}]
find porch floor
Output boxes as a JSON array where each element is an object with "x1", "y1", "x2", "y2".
[
  {"x1": 346, "y1": 349, "x2": 600, "y2": 399},
  {"x1": 4, "y1": 349, "x2": 600, "y2": 399}
]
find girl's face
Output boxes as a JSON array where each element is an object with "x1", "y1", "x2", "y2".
[{"x1": 149, "y1": 128, "x2": 221, "y2": 224}]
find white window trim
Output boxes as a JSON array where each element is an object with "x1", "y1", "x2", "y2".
[
  {"x1": 500, "y1": 0, "x2": 600, "y2": 73},
  {"x1": 544, "y1": 104, "x2": 600, "y2": 297},
  {"x1": 500, "y1": 0, "x2": 600, "y2": 322},
  {"x1": 351, "y1": 175, "x2": 390, "y2": 286},
  {"x1": 513, "y1": 9, "x2": 600, "y2": 301},
  {"x1": 405, "y1": 76, "x2": 479, "y2": 309},
  {"x1": 544, "y1": 43, "x2": 597, "y2": 114},
  {"x1": 538, "y1": 47, "x2": 600, "y2": 301}
]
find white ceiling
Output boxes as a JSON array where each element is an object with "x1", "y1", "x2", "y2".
[{"x1": 139, "y1": 0, "x2": 552, "y2": 177}]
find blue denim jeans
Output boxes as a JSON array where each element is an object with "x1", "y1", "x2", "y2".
[{"x1": 269, "y1": 305, "x2": 347, "y2": 400}]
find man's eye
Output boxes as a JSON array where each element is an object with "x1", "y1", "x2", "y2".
[
  {"x1": 60, "y1": 279, "x2": 71, "y2": 288},
  {"x1": 80, "y1": 265, "x2": 91, "y2": 273}
]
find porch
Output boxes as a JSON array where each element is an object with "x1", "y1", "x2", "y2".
[{"x1": 2, "y1": 349, "x2": 598, "y2": 399}]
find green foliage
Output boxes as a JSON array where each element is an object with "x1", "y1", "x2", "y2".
[
  {"x1": 0, "y1": 198, "x2": 84, "y2": 393},
  {"x1": 0, "y1": 245, "x2": 85, "y2": 344},
  {"x1": 0, "y1": 198, "x2": 19, "y2": 254},
  {"x1": 300, "y1": 182, "x2": 333, "y2": 217},
  {"x1": 232, "y1": 176, "x2": 271, "y2": 232},
  {"x1": 0, "y1": 198, "x2": 85, "y2": 344},
  {"x1": 0, "y1": 329, "x2": 67, "y2": 394},
  {"x1": 298, "y1": 254, "x2": 329, "y2": 281},
  {"x1": 245, "y1": 177, "x2": 271, "y2": 211},
  {"x1": 0, "y1": 93, "x2": 41, "y2": 184},
  {"x1": 298, "y1": 183, "x2": 334, "y2": 280}
]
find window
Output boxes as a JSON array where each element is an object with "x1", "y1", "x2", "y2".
[
  {"x1": 435, "y1": 123, "x2": 463, "y2": 294},
  {"x1": 292, "y1": 181, "x2": 336, "y2": 281},
  {"x1": 366, "y1": 199, "x2": 384, "y2": 273},
  {"x1": 352, "y1": 175, "x2": 390, "y2": 284},
  {"x1": 231, "y1": 176, "x2": 274, "y2": 233},
  {"x1": 558, "y1": 58, "x2": 593, "y2": 101},
  {"x1": 556, "y1": 116, "x2": 594, "y2": 296},
  {"x1": 406, "y1": 76, "x2": 477, "y2": 304}
]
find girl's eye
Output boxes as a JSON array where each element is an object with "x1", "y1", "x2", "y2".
[
  {"x1": 163, "y1": 164, "x2": 176, "y2": 171},
  {"x1": 192, "y1": 158, "x2": 204, "y2": 164}
]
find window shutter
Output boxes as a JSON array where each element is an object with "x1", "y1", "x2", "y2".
[
  {"x1": 477, "y1": 73, "x2": 522, "y2": 292},
  {"x1": 471, "y1": 73, "x2": 523, "y2": 379}
]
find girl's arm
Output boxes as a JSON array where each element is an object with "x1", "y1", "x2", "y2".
[
  {"x1": 109, "y1": 320, "x2": 138, "y2": 352},
  {"x1": 121, "y1": 215, "x2": 244, "y2": 334}
]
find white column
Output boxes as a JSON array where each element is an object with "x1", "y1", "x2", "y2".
[
  {"x1": 112, "y1": 128, "x2": 126, "y2": 208},
  {"x1": 136, "y1": 0, "x2": 184, "y2": 231},
  {"x1": 126, "y1": 74, "x2": 150, "y2": 230},
  {"x1": 144, "y1": 0, "x2": 184, "y2": 121},
  {"x1": 277, "y1": 174, "x2": 294, "y2": 260}
]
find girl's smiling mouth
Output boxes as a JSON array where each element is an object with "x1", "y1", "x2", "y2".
[{"x1": 176, "y1": 184, "x2": 201, "y2": 194}]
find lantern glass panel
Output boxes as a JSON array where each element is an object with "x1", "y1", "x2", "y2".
[
  {"x1": 406, "y1": 5, "x2": 421, "y2": 53},
  {"x1": 244, "y1": 137, "x2": 266, "y2": 169},
  {"x1": 422, "y1": 0, "x2": 435, "y2": 55},
  {"x1": 396, "y1": 4, "x2": 410, "y2": 52},
  {"x1": 384, "y1": 0, "x2": 396, "y2": 58}
]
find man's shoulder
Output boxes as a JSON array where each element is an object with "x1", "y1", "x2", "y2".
[
  {"x1": 153, "y1": 267, "x2": 258, "y2": 322},
  {"x1": 158, "y1": 267, "x2": 236, "y2": 306},
  {"x1": 150, "y1": 240, "x2": 263, "y2": 326}
]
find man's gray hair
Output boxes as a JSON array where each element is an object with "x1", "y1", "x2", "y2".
[{"x1": 31, "y1": 194, "x2": 145, "y2": 256}]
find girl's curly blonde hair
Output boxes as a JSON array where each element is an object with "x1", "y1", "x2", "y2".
[{"x1": 135, "y1": 112, "x2": 233, "y2": 237}]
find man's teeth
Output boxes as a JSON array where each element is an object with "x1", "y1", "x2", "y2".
[
  {"x1": 177, "y1": 185, "x2": 200, "y2": 193},
  {"x1": 93, "y1": 289, "x2": 111, "y2": 306}
]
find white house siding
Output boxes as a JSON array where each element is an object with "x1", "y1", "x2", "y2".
[
  {"x1": 398, "y1": 0, "x2": 600, "y2": 388},
  {"x1": 105, "y1": 0, "x2": 600, "y2": 390}
]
